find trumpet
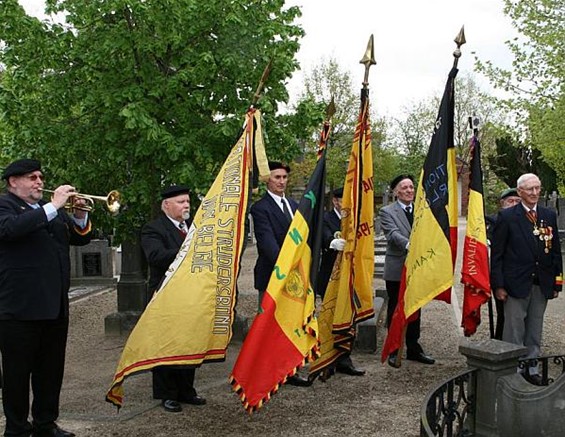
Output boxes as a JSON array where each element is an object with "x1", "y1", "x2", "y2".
[{"x1": 41, "y1": 188, "x2": 122, "y2": 215}]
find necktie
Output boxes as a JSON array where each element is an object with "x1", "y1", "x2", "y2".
[
  {"x1": 405, "y1": 205, "x2": 414, "y2": 226},
  {"x1": 526, "y1": 210, "x2": 537, "y2": 224},
  {"x1": 178, "y1": 222, "x2": 187, "y2": 236},
  {"x1": 281, "y1": 198, "x2": 292, "y2": 222}
]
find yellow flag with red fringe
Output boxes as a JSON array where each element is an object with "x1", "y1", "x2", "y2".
[
  {"x1": 106, "y1": 108, "x2": 269, "y2": 408},
  {"x1": 310, "y1": 90, "x2": 375, "y2": 378},
  {"x1": 229, "y1": 121, "x2": 331, "y2": 413}
]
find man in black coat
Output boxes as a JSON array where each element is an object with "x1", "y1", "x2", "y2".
[
  {"x1": 317, "y1": 187, "x2": 365, "y2": 376},
  {"x1": 249, "y1": 161, "x2": 311, "y2": 387},
  {"x1": 140, "y1": 185, "x2": 206, "y2": 412},
  {"x1": 485, "y1": 187, "x2": 521, "y2": 340},
  {"x1": 0, "y1": 158, "x2": 92, "y2": 437},
  {"x1": 491, "y1": 173, "x2": 563, "y2": 386}
]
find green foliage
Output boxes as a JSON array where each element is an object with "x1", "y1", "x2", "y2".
[
  {"x1": 292, "y1": 57, "x2": 392, "y2": 198},
  {"x1": 488, "y1": 133, "x2": 558, "y2": 194},
  {"x1": 474, "y1": 0, "x2": 565, "y2": 191},
  {"x1": 388, "y1": 73, "x2": 502, "y2": 189},
  {"x1": 0, "y1": 0, "x2": 311, "y2": 240}
]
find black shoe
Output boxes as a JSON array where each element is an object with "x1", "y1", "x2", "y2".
[
  {"x1": 522, "y1": 373, "x2": 545, "y2": 386},
  {"x1": 387, "y1": 351, "x2": 401, "y2": 368},
  {"x1": 336, "y1": 364, "x2": 366, "y2": 376},
  {"x1": 161, "y1": 399, "x2": 182, "y2": 412},
  {"x1": 286, "y1": 374, "x2": 313, "y2": 387},
  {"x1": 179, "y1": 395, "x2": 207, "y2": 405},
  {"x1": 32, "y1": 426, "x2": 75, "y2": 437},
  {"x1": 407, "y1": 352, "x2": 435, "y2": 365}
]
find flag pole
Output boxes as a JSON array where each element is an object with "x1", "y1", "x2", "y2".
[
  {"x1": 388, "y1": 28, "x2": 466, "y2": 368},
  {"x1": 251, "y1": 59, "x2": 273, "y2": 108},
  {"x1": 452, "y1": 26, "x2": 466, "y2": 68},
  {"x1": 468, "y1": 115, "x2": 495, "y2": 338}
]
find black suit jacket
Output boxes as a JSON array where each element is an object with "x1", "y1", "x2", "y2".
[
  {"x1": 490, "y1": 204, "x2": 562, "y2": 299},
  {"x1": 317, "y1": 209, "x2": 341, "y2": 296},
  {"x1": 0, "y1": 192, "x2": 92, "y2": 320},
  {"x1": 250, "y1": 193, "x2": 298, "y2": 292},
  {"x1": 141, "y1": 212, "x2": 191, "y2": 292}
]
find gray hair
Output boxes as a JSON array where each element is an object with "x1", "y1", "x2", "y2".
[{"x1": 517, "y1": 173, "x2": 539, "y2": 188}]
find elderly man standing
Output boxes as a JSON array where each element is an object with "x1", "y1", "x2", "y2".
[
  {"x1": 490, "y1": 173, "x2": 563, "y2": 385},
  {"x1": 380, "y1": 174, "x2": 435, "y2": 368},
  {"x1": 141, "y1": 185, "x2": 206, "y2": 412},
  {"x1": 0, "y1": 158, "x2": 92, "y2": 437}
]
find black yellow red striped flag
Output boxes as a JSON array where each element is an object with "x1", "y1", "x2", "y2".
[
  {"x1": 381, "y1": 67, "x2": 459, "y2": 362},
  {"x1": 461, "y1": 133, "x2": 491, "y2": 336},
  {"x1": 229, "y1": 121, "x2": 331, "y2": 413}
]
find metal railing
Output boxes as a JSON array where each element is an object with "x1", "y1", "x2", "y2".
[
  {"x1": 518, "y1": 354, "x2": 565, "y2": 386},
  {"x1": 421, "y1": 354, "x2": 565, "y2": 436},
  {"x1": 421, "y1": 368, "x2": 477, "y2": 437}
]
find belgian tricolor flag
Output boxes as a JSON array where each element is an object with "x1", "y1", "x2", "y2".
[
  {"x1": 229, "y1": 121, "x2": 331, "y2": 413},
  {"x1": 461, "y1": 133, "x2": 491, "y2": 336},
  {"x1": 382, "y1": 67, "x2": 459, "y2": 363}
]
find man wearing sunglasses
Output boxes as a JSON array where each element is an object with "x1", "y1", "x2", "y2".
[{"x1": 0, "y1": 158, "x2": 92, "y2": 437}]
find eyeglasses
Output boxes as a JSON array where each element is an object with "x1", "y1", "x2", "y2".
[
  {"x1": 23, "y1": 174, "x2": 45, "y2": 182},
  {"x1": 520, "y1": 186, "x2": 541, "y2": 193}
]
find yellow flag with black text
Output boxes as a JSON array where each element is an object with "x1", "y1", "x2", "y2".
[{"x1": 106, "y1": 109, "x2": 269, "y2": 408}]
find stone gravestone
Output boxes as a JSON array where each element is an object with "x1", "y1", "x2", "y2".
[{"x1": 70, "y1": 239, "x2": 117, "y2": 286}]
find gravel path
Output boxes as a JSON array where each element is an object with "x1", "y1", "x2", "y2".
[{"x1": 1, "y1": 234, "x2": 563, "y2": 436}]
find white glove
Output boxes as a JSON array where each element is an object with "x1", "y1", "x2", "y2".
[{"x1": 330, "y1": 238, "x2": 346, "y2": 251}]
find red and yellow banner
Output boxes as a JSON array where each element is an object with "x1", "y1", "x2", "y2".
[
  {"x1": 382, "y1": 67, "x2": 459, "y2": 362},
  {"x1": 310, "y1": 93, "x2": 375, "y2": 377},
  {"x1": 106, "y1": 109, "x2": 269, "y2": 408},
  {"x1": 229, "y1": 122, "x2": 330, "y2": 413},
  {"x1": 461, "y1": 135, "x2": 490, "y2": 336}
]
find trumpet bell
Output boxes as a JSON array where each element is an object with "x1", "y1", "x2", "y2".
[
  {"x1": 105, "y1": 190, "x2": 121, "y2": 215},
  {"x1": 41, "y1": 188, "x2": 122, "y2": 215}
]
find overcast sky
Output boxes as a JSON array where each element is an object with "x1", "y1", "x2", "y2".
[{"x1": 19, "y1": 0, "x2": 517, "y2": 118}]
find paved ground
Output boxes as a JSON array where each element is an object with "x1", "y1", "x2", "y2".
[{"x1": 1, "y1": 222, "x2": 564, "y2": 436}]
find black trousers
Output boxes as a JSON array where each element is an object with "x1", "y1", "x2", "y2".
[
  {"x1": 494, "y1": 296, "x2": 505, "y2": 340},
  {"x1": 0, "y1": 318, "x2": 68, "y2": 437},
  {"x1": 385, "y1": 280, "x2": 423, "y2": 355},
  {"x1": 152, "y1": 366, "x2": 196, "y2": 401}
]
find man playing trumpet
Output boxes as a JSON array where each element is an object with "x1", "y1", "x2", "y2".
[{"x1": 0, "y1": 158, "x2": 92, "y2": 437}]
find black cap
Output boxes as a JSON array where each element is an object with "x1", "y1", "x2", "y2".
[
  {"x1": 500, "y1": 188, "x2": 518, "y2": 200},
  {"x1": 161, "y1": 184, "x2": 190, "y2": 200},
  {"x1": 268, "y1": 161, "x2": 291, "y2": 173},
  {"x1": 390, "y1": 174, "x2": 414, "y2": 191},
  {"x1": 2, "y1": 159, "x2": 41, "y2": 180},
  {"x1": 332, "y1": 187, "x2": 344, "y2": 198}
]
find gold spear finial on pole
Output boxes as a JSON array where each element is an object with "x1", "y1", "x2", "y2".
[
  {"x1": 359, "y1": 34, "x2": 376, "y2": 88},
  {"x1": 452, "y1": 26, "x2": 466, "y2": 68},
  {"x1": 251, "y1": 59, "x2": 273, "y2": 107}
]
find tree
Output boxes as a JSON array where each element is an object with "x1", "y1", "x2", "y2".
[
  {"x1": 474, "y1": 0, "x2": 565, "y2": 191},
  {"x1": 290, "y1": 57, "x2": 393, "y2": 197},
  {"x1": 0, "y1": 0, "x2": 317, "y2": 239},
  {"x1": 388, "y1": 73, "x2": 502, "y2": 184}
]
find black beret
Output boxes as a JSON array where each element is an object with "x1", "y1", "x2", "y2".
[
  {"x1": 390, "y1": 174, "x2": 414, "y2": 191},
  {"x1": 161, "y1": 184, "x2": 190, "y2": 200},
  {"x1": 332, "y1": 187, "x2": 344, "y2": 198},
  {"x1": 500, "y1": 188, "x2": 518, "y2": 200},
  {"x1": 2, "y1": 159, "x2": 41, "y2": 180},
  {"x1": 268, "y1": 161, "x2": 291, "y2": 173}
]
